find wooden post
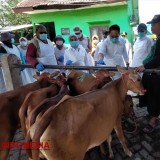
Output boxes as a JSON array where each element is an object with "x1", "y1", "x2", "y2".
[{"x1": 1, "y1": 54, "x2": 22, "y2": 91}]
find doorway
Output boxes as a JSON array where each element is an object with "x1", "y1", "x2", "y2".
[
  {"x1": 89, "y1": 26, "x2": 109, "y2": 41},
  {"x1": 42, "y1": 22, "x2": 56, "y2": 41}
]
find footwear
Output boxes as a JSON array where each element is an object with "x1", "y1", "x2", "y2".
[{"x1": 143, "y1": 124, "x2": 156, "y2": 133}]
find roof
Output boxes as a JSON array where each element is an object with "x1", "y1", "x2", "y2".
[
  {"x1": 13, "y1": 0, "x2": 127, "y2": 14},
  {"x1": 0, "y1": 24, "x2": 33, "y2": 33}
]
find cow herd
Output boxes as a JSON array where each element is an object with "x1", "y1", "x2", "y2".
[{"x1": 0, "y1": 66, "x2": 145, "y2": 160}]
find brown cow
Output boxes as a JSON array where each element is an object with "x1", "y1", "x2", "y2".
[
  {"x1": 0, "y1": 76, "x2": 59, "y2": 160},
  {"x1": 27, "y1": 66, "x2": 145, "y2": 160},
  {"x1": 19, "y1": 72, "x2": 67, "y2": 136},
  {"x1": 67, "y1": 70, "x2": 114, "y2": 95}
]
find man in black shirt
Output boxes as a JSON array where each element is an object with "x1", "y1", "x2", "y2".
[{"x1": 136, "y1": 14, "x2": 160, "y2": 133}]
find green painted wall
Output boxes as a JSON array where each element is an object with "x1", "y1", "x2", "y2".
[{"x1": 31, "y1": 4, "x2": 132, "y2": 44}]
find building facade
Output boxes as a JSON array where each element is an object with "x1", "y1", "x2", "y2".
[{"x1": 14, "y1": 0, "x2": 139, "y2": 43}]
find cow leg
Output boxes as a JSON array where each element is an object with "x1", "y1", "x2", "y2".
[
  {"x1": 0, "y1": 130, "x2": 15, "y2": 160},
  {"x1": 114, "y1": 121, "x2": 132, "y2": 157},
  {"x1": 107, "y1": 135, "x2": 114, "y2": 158},
  {"x1": 100, "y1": 135, "x2": 113, "y2": 158}
]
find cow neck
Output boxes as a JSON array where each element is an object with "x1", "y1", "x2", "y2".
[
  {"x1": 116, "y1": 76, "x2": 128, "y2": 101},
  {"x1": 39, "y1": 78, "x2": 52, "y2": 87}
]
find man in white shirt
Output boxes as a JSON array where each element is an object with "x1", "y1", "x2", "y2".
[
  {"x1": 64, "y1": 35, "x2": 90, "y2": 74},
  {"x1": 97, "y1": 24, "x2": 129, "y2": 79},
  {"x1": 131, "y1": 23, "x2": 153, "y2": 67}
]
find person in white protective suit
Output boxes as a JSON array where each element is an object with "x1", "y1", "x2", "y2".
[
  {"x1": 17, "y1": 37, "x2": 35, "y2": 85},
  {"x1": 97, "y1": 24, "x2": 129, "y2": 79},
  {"x1": 26, "y1": 24, "x2": 58, "y2": 74},
  {"x1": 131, "y1": 23, "x2": 153, "y2": 67},
  {"x1": 121, "y1": 32, "x2": 133, "y2": 64},
  {"x1": 0, "y1": 32, "x2": 21, "y2": 93},
  {"x1": 64, "y1": 34, "x2": 90, "y2": 75}
]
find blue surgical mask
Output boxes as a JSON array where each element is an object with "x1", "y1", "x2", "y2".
[
  {"x1": 138, "y1": 32, "x2": 145, "y2": 39},
  {"x1": 110, "y1": 37, "x2": 119, "y2": 43},
  {"x1": 70, "y1": 41, "x2": 79, "y2": 48},
  {"x1": 11, "y1": 38, "x2": 15, "y2": 44},
  {"x1": 39, "y1": 34, "x2": 47, "y2": 40}
]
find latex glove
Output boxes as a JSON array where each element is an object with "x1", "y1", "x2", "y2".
[
  {"x1": 96, "y1": 60, "x2": 106, "y2": 65},
  {"x1": 36, "y1": 63, "x2": 44, "y2": 71},
  {"x1": 58, "y1": 56, "x2": 64, "y2": 63},
  {"x1": 66, "y1": 60, "x2": 73, "y2": 65}
]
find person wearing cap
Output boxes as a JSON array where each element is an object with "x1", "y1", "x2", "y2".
[
  {"x1": 73, "y1": 26, "x2": 92, "y2": 53},
  {"x1": 26, "y1": 24, "x2": 57, "y2": 73},
  {"x1": 97, "y1": 24, "x2": 129, "y2": 79},
  {"x1": 121, "y1": 32, "x2": 132, "y2": 64},
  {"x1": 0, "y1": 32, "x2": 21, "y2": 93},
  {"x1": 0, "y1": 32, "x2": 21, "y2": 59},
  {"x1": 64, "y1": 35, "x2": 90, "y2": 74},
  {"x1": 131, "y1": 23, "x2": 153, "y2": 67},
  {"x1": 136, "y1": 15, "x2": 160, "y2": 133},
  {"x1": 17, "y1": 37, "x2": 35, "y2": 84},
  {"x1": 53, "y1": 35, "x2": 67, "y2": 66}
]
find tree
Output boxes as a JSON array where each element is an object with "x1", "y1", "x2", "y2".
[{"x1": 0, "y1": 0, "x2": 31, "y2": 27}]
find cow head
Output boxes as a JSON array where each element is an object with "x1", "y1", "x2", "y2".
[
  {"x1": 93, "y1": 70, "x2": 115, "y2": 85},
  {"x1": 33, "y1": 71, "x2": 63, "y2": 80},
  {"x1": 49, "y1": 72, "x2": 67, "y2": 87},
  {"x1": 117, "y1": 66, "x2": 146, "y2": 95}
]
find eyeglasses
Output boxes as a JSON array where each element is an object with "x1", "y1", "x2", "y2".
[
  {"x1": 39, "y1": 32, "x2": 47, "y2": 34},
  {"x1": 75, "y1": 33, "x2": 81, "y2": 35}
]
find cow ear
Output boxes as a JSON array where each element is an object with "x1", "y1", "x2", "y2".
[
  {"x1": 109, "y1": 71, "x2": 115, "y2": 77},
  {"x1": 116, "y1": 65, "x2": 128, "y2": 74},
  {"x1": 33, "y1": 75, "x2": 40, "y2": 80},
  {"x1": 128, "y1": 73, "x2": 137, "y2": 82}
]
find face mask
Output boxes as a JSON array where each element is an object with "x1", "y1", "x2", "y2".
[
  {"x1": 11, "y1": 38, "x2": 15, "y2": 44},
  {"x1": 20, "y1": 41, "x2": 27, "y2": 47},
  {"x1": 39, "y1": 34, "x2": 47, "y2": 40},
  {"x1": 70, "y1": 41, "x2": 79, "y2": 48},
  {"x1": 93, "y1": 40, "x2": 99, "y2": 44},
  {"x1": 56, "y1": 40, "x2": 63, "y2": 46},
  {"x1": 138, "y1": 32, "x2": 145, "y2": 39},
  {"x1": 76, "y1": 33, "x2": 82, "y2": 39},
  {"x1": 110, "y1": 37, "x2": 119, "y2": 43}
]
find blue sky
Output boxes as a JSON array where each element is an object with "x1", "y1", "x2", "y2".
[{"x1": 139, "y1": 0, "x2": 160, "y2": 23}]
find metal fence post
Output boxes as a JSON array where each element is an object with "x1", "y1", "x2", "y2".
[{"x1": 1, "y1": 54, "x2": 22, "y2": 91}]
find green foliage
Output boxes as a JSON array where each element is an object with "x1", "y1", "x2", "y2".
[{"x1": 0, "y1": 0, "x2": 31, "y2": 27}]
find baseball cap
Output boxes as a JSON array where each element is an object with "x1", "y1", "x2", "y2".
[
  {"x1": 73, "y1": 26, "x2": 81, "y2": 34},
  {"x1": 0, "y1": 32, "x2": 15, "y2": 41},
  {"x1": 54, "y1": 35, "x2": 65, "y2": 43},
  {"x1": 137, "y1": 23, "x2": 147, "y2": 32},
  {"x1": 147, "y1": 14, "x2": 160, "y2": 24}
]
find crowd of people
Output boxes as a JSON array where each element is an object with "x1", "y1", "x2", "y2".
[{"x1": 0, "y1": 14, "x2": 160, "y2": 133}]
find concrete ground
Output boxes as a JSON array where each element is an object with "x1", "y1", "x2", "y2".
[{"x1": 7, "y1": 97, "x2": 160, "y2": 160}]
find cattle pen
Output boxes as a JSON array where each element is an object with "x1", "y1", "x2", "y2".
[
  {"x1": 0, "y1": 54, "x2": 160, "y2": 160},
  {"x1": 0, "y1": 54, "x2": 160, "y2": 92}
]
